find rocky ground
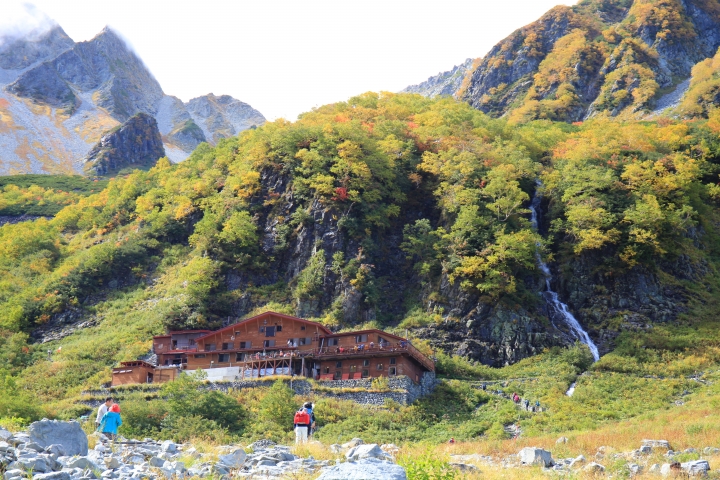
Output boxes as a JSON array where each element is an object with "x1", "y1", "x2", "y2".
[
  {"x1": 1, "y1": 420, "x2": 716, "y2": 479},
  {"x1": 0, "y1": 421, "x2": 406, "y2": 480}
]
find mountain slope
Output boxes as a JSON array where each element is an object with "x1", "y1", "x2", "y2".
[
  {"x1": 403, "y1": 0, "x2": 720, "y2": 123},
  {"x1": 0, "y1": 23, "x2": 264, "y2": 174},
  {"x1": 402, "y1": 59, "x2": 473, "y2": 98}
]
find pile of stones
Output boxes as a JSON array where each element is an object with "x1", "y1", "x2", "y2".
[{"x1": 0, "y1": 421, "x2": 407, "y2": 480}]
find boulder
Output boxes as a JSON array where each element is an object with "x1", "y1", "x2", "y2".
[
  {"x1": 518, "y1": 447, "x2": 554, "y2": 467},
  {"x1": 556, "y1": 437, "x2": 569, "y2": 444},
  {"x1": 341, "y1": 438, "x2": 364, "y2": 449},
  {"x1": 583, "y1": 462, "x2": 605, "y2": 473},
  {"x1": 660, "y1": 463, "x2": 682, "y2": 475},
  {"x1": 148, "y1": 457, "x2": 166, "y2": 468},
  {"x1": 449, "y1": 462, "x2": 479, "y2": 472},
  {"x1": 217, "y1": 449, "x2": 247, "y2": 468},
  {"x1": 4, "y1": 470, "x2": 24, "y2": 480},
  {"x1": 569, "y1": 455, "x2": 586, "y2": 468},
  {"x1": 704, "y1": 447, "x2": 720, "y2": 455},
  {"x1": 0, "y1": 430, "x2": 11, "y2": 441},
  {"x1": 32, "y1": 473, "x2": 71, "y2": 480},
  {"x1": 642, "y1": 440, "x2": 671, "y2": 450},
  {"x1": 639, "y1": 445, "x2": 652, "y2": 454},
  {"x1": 160, "y1": 441, "x2": 177, "y2": 453},
  {"x1": 28, "y1": 421, "x2": 88, "y2": 456},
  {"x1": 681, "y1": 460, "x2": 710, "y2": 476},
  {"x1": 104, "y1": 457, "x2": 121, "y2": 469},
  {"x1": 346, "y1": 444, "x2": 392, "y2": 462},
  {"x1": 65, "y1": 457, "x2": 99, "y2": 470},
  {"x1": 628, "y1": 463, "x2": 642, "y2": 475},
  {"x1": 316, "y1": 458, "x2": 406, "y2": 480}
]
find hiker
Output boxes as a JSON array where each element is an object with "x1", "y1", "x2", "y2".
[
  {"x1": 448, "y1": 437, "x2": 455, "y2": 444},
  {"x1": 523, "y1": 399, "x2": 530, "y2": 411},
  {"x1": 303, "y1": 401, "x2": 317, "y2": 435},
  {"x1": 98, "y1": 403, "x2": 122, "y2": 441},
  {"x1": 95, "y1": 397, "x2": 112, "y2": 428},
  {"x1": 293, "y1": 406, "x2": 311, "y2": 444},
  {"x1": 481, "y1": 383, "x2": 487, "y2": 391},
  {"x1": 512, "y1": 392, "x2": 519, "y2": 403},
  {"x1": 535, "y1": 400, "x2": 540, "y2": 412}
]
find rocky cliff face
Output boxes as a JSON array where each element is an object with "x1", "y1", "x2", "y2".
[
  {"x1": 407, "y1": 0, "x2": 720, "y2": 122},
  {"x1": 83, "y1": 113, "x2": 165, "y2": 176},
  {"x1": 185, "y1": 94, "x2": 265, "y2": 144},
  {"x1": 0, "y1": 22, "x2": 264, "y2": 174},
  {"x1": 402, "y1": 59, "x2": 473, "y2": 98}
]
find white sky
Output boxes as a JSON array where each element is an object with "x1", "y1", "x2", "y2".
[{"x1": 8, "y1": 0, "x2": 578, "y2": 120}]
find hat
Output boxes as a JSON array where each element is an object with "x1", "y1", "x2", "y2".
[
  {"x1": 303, "y1": 402, "x2": 312, "y2": 408},
  {"x1": 109, "y1": 404, "x2": 121, "y2": 413}
]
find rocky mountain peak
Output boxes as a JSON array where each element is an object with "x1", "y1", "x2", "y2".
[
  {"x1": 0, "y1": 25, "x2": 73, "y2": 71},
  {"x1": 84, "y1": 112, "x2": 165, "y2": 176}
]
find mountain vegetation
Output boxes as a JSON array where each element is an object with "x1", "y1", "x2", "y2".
[
  {"x1": 7, "y1": 0, "x2": 720, "y2": 469},
  {"x1": 457, "y1": 0, "x2": 720, "y2": 122}
]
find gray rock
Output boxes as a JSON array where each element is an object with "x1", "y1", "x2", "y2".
[
  {"x1": 681, "y1": 460, "x2": 710, "y2": 476},
  {"x1": 341, "y1": 438, "x2": 364, "y2": 449},
  {"x1": 160, "y1": 441, "x2": 177, "y2": 453},
  {"x1": 4, "y1": 470, "x2": 24, "y2": 480},
  {"x1": 104, "y1": 457, "x2": 121, "y2": 469},
  {"x1": 449, "y1": 462, "x2": 479, "y2": 472},
  {"x1": 65, "y1": 457, "x2": 99, "y2": 470},
  {"x1": 628, "y1": 463, "x2": 642, "y2": 475},
  {"x1": 639, "y1": 445, "x2": 652, "y2": 454},
  {"x1": 0, "y1": 430, "x2": 12, "y2": 441},
  {"x1": 28, "y1": 421, "x2": 88, "y2": 456},
  {"x1": 649, "y1": 463, "x2": 660, "y2": 472},
  {"x1": 642, "y1": 439, "x2": 671, "y2": 450},
  {"x1": 217, "y1": 449, "x2": 246, "y2": 468},
  {"x1": 556, "y1": 436, "x2": 568, "y2": 444},
  {"x1": 569, "y1": 455, "x2": 586, "y2": 468},
  {"x1": 518, "y1": 447, "x2": 554, "y2": 467},
  {"x1": 346, "y1": 444, "x2": 392, "y2": 462},
  {"x1": 704, "y1": 447, "x2": 720, "y2": 455},
  {"x1": 25, "y1": 442, "x2": 45, "y2": 452},
  {"x1": 583, "y1": 462, "x2": 605, "y2": 473},
  {"x1": 31, "y1": 473, "x2": 71, "y2": 480},
  {"x1": 44, "y1": 445, "x2": 66, "y2": 460},
  {"x1": 317, "y1": 458, "x2": 406, "y2": 480},
  {"x1": 148, "y1": 457, "x2": 165, "y2": 468}
]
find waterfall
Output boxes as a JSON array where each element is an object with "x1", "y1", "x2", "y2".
[
  {"x1": 565, "y1": 382, "x2": 576, "y2": 397},
  {"x1": 530, "y1": 185, "x2": 600, "y2": 362}
]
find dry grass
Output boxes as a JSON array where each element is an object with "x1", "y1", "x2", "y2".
[{"x1": 291, "y1": 441, "x2": 340, "y2": 462}]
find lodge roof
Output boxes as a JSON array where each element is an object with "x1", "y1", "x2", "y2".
[
  {"x1": 320, "y1": 329, "x2": 406, "y2": 341},
  {"x1": 194, "y1": 311, "x2": 333, "y2": 340}
]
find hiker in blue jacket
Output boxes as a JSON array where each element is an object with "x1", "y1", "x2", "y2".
[{"x1": 98, "y1": 403, "x2": 122, "y2": 440}]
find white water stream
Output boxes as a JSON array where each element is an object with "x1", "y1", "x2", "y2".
[{"x1": 530, "y1": 187, "x2": 601, "y2": 369}]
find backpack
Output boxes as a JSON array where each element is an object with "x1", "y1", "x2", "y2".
[{"x1": 294, "y1": 410, "x2": 310, "y2": 425}]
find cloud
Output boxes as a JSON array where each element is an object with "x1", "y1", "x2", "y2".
[{"x1": 0, "y1": 2, "x2": 57, "y2": 46}]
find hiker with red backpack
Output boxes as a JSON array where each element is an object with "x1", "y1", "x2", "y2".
[{"x1": 294, "y1": 406, "x2": 311, "y2": 444}]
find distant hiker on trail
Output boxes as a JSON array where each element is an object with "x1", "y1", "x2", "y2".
[
  {"x1": 512, "y1": 392, "x2": 520, "y2": 403},
  {"x1": 98, "y1": 403, "x2": 122, "y2": 440},
  {"x1": 294, "y1": 406, "x2": 311, "y2": 444},
  {"x1": 95, "y1": 397, "x2": 112, "y2": 428},
  {"x1": 448, "y1": 437, "x2": 455, "y2": 444},
  {"x1": 523, "y1": 399, "x2": 530, "y2": 411}
]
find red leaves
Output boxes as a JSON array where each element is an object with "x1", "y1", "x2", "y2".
[{"x1": 332, "y1": 187, "x2": 349, "y2": 201}]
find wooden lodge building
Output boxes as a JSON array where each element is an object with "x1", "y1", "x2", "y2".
[{"x1": 112, "y1": 311, "x2": 435, "y2": 386}]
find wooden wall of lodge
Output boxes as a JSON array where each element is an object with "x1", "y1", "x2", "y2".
[{"x1": 111, "y1": 364, "x2": 179, "y2": 386}]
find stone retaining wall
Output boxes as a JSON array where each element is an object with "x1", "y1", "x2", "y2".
[{"x1": 82, "y1": 372, "x2": 437, "y2": 408}]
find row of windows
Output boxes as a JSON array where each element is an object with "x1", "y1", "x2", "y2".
[
  {"x1": 203, "y1": 337, "x2": 315, "y2": 351},
  {"x1": 333, "y1": 358, "x2": 396, "y2": 368},
  {"x1": 326, "y1": 334, "x2": 393, "y2": 346}
]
